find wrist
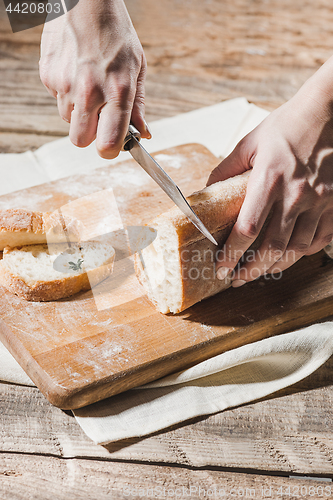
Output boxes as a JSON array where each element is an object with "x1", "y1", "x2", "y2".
[
  {"x1": 292, "y1": 55, "x2": 333, "y2": 121},
  {"x1": 63, "y1": 0, "x2": 137, "y2": 59},
  {"x1": 66, "y1": 0, "x2": 131, "y2": 26}
]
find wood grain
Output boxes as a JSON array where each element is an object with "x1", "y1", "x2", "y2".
[
  {"x1": 2, "y1": 451, "x2": 331, "y2": 500},
  {"x1": 0, "y1": 144, "x2": 333, "y2": 410},
  {"x1": 2, "y1": 0, "x2": 333, "y2": 152},
  {"x1": 1, "y1": 377, "x2": 333, "y2": 475}
]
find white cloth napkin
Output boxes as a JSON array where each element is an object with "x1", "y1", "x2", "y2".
[
  {"x1": 1, "y1": 98, "x2": 332, "y2": 444},
  {"x1": 74, "y1": 324, "x2": 333, "y2": 444}
]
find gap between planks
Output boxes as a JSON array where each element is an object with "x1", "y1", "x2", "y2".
[{"x1": 1, "y1": 448, "x2": 333, "y2": 481}]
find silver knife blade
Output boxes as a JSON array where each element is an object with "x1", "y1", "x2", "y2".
[{"x1": 128, "y1": 136, "x2": 218, "y2": 246}]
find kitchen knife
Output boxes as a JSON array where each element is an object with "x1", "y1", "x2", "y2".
[{"x1": 122, "y1": 125, "x2": 218, "y2": 246}]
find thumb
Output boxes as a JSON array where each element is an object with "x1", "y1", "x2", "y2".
[{"x1": 206, "y1": 136, "x2": 254, "y2": 186}]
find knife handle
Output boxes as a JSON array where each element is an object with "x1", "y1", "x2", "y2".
[{"x1": 122, "y1": 124, "x2": 141, "y2": 151}]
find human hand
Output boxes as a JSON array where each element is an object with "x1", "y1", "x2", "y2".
[
  {"x1": 207, "y1": 63, "x2": 333, "y2": 287},
  {"x1": 39, "y1": 0, "x2": 150, "y2": 159}
]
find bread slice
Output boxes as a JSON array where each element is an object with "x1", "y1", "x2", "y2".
[
  {"x1": 0, "y1": 209, "x2": 83, "y2": 251},
  {"x1": 0, "y1": 239, "x2": 115, "y2": 301},
  {"x1": 134, "y1": 171, "x2": 250, "y2": 314}
]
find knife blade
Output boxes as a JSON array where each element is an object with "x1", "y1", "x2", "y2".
[{"x1": 123, "y1": 126, "x2": 218, "y2": 246}]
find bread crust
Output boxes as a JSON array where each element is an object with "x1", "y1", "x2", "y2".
[
  {"x1": 0, "y1": 257, "x2": 113, "y2": 302},
  {"x1": 152, "y1": 171, "x2": 250, "y2": 245},
  {"x1": 0, "y1": 209, "x2": 83, "y2": 251},
  {"x1": 134, "y1": 172, "x2": 250, "y2": 313},
  {"x1": 0, "y1": 208, "x2": 44, "y2": 233}
]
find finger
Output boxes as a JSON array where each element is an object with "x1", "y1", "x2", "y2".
[
  {"x1": 68, "y1": 83, "x2": 104, "y2": 148},
  {"x1": 96, "y1": 80, "x2": 136, "y2": 159},
  {"x1": 215, "y1": 166, "x2": 275, "y2": 280},
  {"x1": 69, "y1": 106, "x2": 99, "y2": 148},
  {"x1": 130, "y1": 54, "x2": 151, "y2": 140},
  {"x1": 39, "y1": 63, "x2": 57, "y2": 98},
  {"x1": 57, "y1": 95, "x2": 74, "y2": 123},
  {"x1": 230, "y1": 200, "x2": 296, "y2": 284},
  {"x1": 258, "y1": 209, "x2": 321, "y2": 277},
  {"x1": 304, "y1": 209, "x2": 333, "y2": 255},
  {"x1": 207, "y1": 136, "x2": 254, "y2": 186}
]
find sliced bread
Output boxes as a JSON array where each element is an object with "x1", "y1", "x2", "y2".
[
  {"x1": 0, "y1": 239, "x2": 115, "y2": 301},
  {"x1": 134, "y1": 171, "x2": 250, "y2": 314},
  {"x1": 0, "y1": 209, "x2": 83, "y2": 251}
]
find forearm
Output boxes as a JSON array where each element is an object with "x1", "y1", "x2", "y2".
[{"x1": 288, "y1": 55, "x2": 333, "y2": 124}]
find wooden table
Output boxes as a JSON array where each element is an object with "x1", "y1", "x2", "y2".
[{"x1": 1, "y1": 1, "x2": 333, "y2": 497}]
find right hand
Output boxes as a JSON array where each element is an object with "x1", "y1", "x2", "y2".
[{"x1": 39, "y1": 0, "x2": 151, "y2": 159}]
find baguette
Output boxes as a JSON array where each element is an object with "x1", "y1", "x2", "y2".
[
  {"x1": 134, "y1": 171, "x2": 250, "y2": 314},
  {"x1": 0, "y1": 239, "x2": 115, "y2": 301},
  {"x1": 0, "y1": 209, "x2": 83, "y2": 251}
]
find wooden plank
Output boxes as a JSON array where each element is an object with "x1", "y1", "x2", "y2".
[
  {"x1": 0, "y1": 132, "x2": 61, "y2": 154},
  {"x1": 1, "y1": 451, "x2": 332, "y2": 500},
  {"x1": 2, "y1": 0, "x2": 333, "y2": 145},
  {"x1": 1, "y1": 354, "x2": 333, "y2": 475},
  {"x1": 130, "y1": 0, "x2": 333, "y2": 111}
]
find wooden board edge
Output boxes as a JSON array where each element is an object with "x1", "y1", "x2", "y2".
[{"x1": 36, "y1": 294, "x2": 333, "y2": 410}]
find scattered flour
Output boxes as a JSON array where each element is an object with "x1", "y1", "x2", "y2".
[
  {"x1": 154, "y1": 154, "x2": 185, "y2": 170},
  {"x1": 100, "y1": 346, "x2": 123, "y2": 359},
  {"x1": 0, "y1": 190, "x2": 53, "y2": 210},
  {"x1": 200, "y1": 323, "x2": 213, "y2": 332}
]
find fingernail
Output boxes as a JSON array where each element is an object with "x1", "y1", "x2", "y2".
[
  {"x1": 144, "y1": 119, "x2": 152, "y2": 139},
  {"x1": 216, "y1": 267, "x2": 231, "y2": 280},
  {"x1": 232, "y1": 279, "x2": 247, "y2": 288}
]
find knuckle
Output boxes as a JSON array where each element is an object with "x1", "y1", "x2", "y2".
[
  {"x1": 236, "y1": 221, "x2": 260, "y2": 241},
  {"x1": 320, "y1": 233, "x2": 333, "y2": 246},
  {"x1": 113, "y1": 81, "x2": 135, "y2": 110},
  {"x1": 288, "y1": 241, "x2": 310, "y2": 255},
  {"x1": 39, "y1": 62, "x2": 51, "y2": 88},
  {"x1": 57, "y1": 76, "x2": 71, "y2": 96},
  {"x1": 267, "y1": 239, "x2": 287, "y2": 258},
  {"x1": 77, "y1": 85, "x2": 101, "y2": 111},
  {"x1": 39, "y1": 62, "x2": 72, "y2": 96},
  {"x1": 304, "y1": 232, "x2": 333, "y2": 255}
]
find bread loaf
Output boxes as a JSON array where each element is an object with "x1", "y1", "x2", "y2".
[
  {"x1": 0, "y1": 209, "x2": 83, "y2": 251},
  {"x1": 134, "y1": 171, "x2": 250, "y2": 314},
  {"x1": 0, "y1": 239, "x2": 115, "y2": 301}
]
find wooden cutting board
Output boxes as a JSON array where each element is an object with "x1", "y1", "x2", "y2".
[{"x1": 0, "y1": 143, "x2": 332, "y2": 409}]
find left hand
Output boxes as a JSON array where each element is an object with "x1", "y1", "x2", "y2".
[{"x1": 207, "y1": 63, "x2": 333, "y2": 287}]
